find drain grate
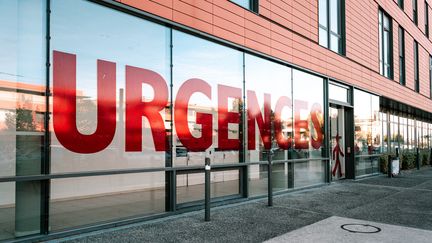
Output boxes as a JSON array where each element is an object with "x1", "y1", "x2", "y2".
[{"x1": 341, "y1": 224, "x2": 381, "y2": 234}]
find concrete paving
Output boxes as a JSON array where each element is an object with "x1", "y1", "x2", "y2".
[
  {"x1": 53, "y1": 167, "x2": 432, "y2": 243},
  {"x1": 266, "y1": 216, "x2": 432, "y2": 243}
]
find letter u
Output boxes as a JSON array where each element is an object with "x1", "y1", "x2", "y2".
[{"x1": 53, "y1": 51, "x2": 116, "y2": 153}]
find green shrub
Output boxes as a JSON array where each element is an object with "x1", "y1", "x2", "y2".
[
  {"x1": 401, "y1": 151, "x2": 416, "y2": 170},
  {"x1": 379, "y1": 154, "x2": 388, "y2": 173},
  {"x1": 421, "y1": 151, "x2": 430, "y2": 166}
]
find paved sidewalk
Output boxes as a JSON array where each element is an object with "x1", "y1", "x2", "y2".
[{"x1": 54, "y1": 167, "x2": 432, "y2": 243}]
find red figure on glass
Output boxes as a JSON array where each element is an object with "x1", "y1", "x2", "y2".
[{"x1": 332, "y1": 133, "x2": 344, "y2": 177}]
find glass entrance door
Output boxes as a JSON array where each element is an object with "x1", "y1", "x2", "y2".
[{"x1": 330, "y1": 106, "x2": 345, "y2": 180}]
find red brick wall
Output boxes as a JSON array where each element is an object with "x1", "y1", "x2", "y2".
[{"x1": 116, "y1": 0, "x2": 432, "y2": 112}]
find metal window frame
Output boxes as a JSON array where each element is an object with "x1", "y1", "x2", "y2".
[
  {"x1": 318, "y1": 0, "x2": 346, "y2": 55},
  {"x1": 425, "y1": 1, "x2": 429, "y2": 37},
  {"x1": 399, "y1": 26, "x2": 406, "y2": 85},
  {"x1": 414, "y1": 40, "x2": 419, "y2": 92},
  {"x1": 429, "y1": 55, "x2": 432, "y2": 98},
  {"x1": 378, "y1": 9, "x2": 394, "y2": 79}
]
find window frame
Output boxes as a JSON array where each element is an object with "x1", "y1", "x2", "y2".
[
  {"x1": 414, "y1": 40, "x2": 419, "y2": 92},
  {"x1": 318, "y1": 0, "x2": 346, "y2": 55},
  {"x1": 429, "y1": 55, "x2": 432, "y2": 98},
  {"x1": 413, "y1": 0, "x2": 418, "y2": 25},
  {"x1": 426, "y1": 1, "x2": 429, "y2": 37},
  {"x1": 399, "y1": 0, "x2": 404, "y2": 9},
  {"x1": 399, "y1": 26, "x2": 406, "y2": 85},
  {"x1": 379, "y1": 9, "x2": 394, "y2": 79}
]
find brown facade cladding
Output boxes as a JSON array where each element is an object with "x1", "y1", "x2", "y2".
[{"x1": 116, "y1": 0, "x2": 432, "y2": 111}]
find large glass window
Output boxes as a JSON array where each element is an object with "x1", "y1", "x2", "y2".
[
  {"x1": 399, "y1": 27, "x2": 406, "y2": 85},
  {"x1": 292, "y1": 70, "x2": 326, "y2": 186},
  {"x1": 292, "y1": 70, "x2": 325, "y2": 159},
  {"x1": 172, "y1": 30, "x2": 243, "y2": 203},
  {"x1": 50, "y1": 0, "x2": 169, "y2": 230},
  {"x1": 354, "y1": 89, "x2": 381, "y2": 176},
  {"x1": 319, "y1": 0, "x2": 345, "y2": 54},
  {"x1": 379, "y1": 10, "x2": 393, "y2": 79},
  {"x1": 245, "y1": 54, "x2": 292, "y2": 194},
  {"x1": 172, "y1": 31, "x2": 243, "y2": 166},
  {"x1": 413, "y1": 0, "x2": 418, "y2": 25},
  {"x1": 414, "y1": 40, "x2": 419, "y2": 92}
]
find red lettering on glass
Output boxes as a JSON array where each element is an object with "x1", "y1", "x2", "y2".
[
  {"x1": 175, "y1": 79, "x2": 212, "y2": 152},
  {"x1": 274, "y1": 96, "x2": 292, "y2": 150},
  {"x1": 218, "y1": 84, "x2": 241, "y2": 150},
  {"x1": 53, "y1": 51, "x2": 116, "y2": 153},
  {"x1": 53, "y1": 51, "x2": 325, "y2": 154},
  {"x1": 310, "y1": 103, "x2": 323, "y2": 149},
  {"x1": 125, "y1": 65, "x2": 168, "y2": 152},
  {"x1": 294, "y1": 99, "x2": 308, "y2": 150},
  {"x1": 247, "y1": 91, "x2": 271, "y2": 150}
]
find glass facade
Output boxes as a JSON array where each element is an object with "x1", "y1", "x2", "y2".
[{"x1": 1, "y1": 0, "x2": 432, "y2": 241}]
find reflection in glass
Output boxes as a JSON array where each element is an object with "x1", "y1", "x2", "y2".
[
  {"x1": 51, "y1": 0, "x2": 169, "y2": 173},
  {"x1": 294, "y1": 160, "x2": 326, "y2": 188},
  {"x1": 329, "y1": 83, "x2": 348, "y2": 103},
  {"x1": 172, "y1": 31, "x2": 243, "y2": 205},
  {"x1": 172, "y1": 30, "x2": 243, "y2": 166},
  {"x1": 50, "y1": 173, "x2": 165, "y2": 231},
  {"x1": 176, "y1": 170, "x2": 240, "y2": 204},
  {"x1": 231, "y1": 0, "x2": 250, "y2": 9},
  {"x1": 354, "y1": 89, "x2": 381, "y2": 177},
  {"x1": 354, "y1": 90, "x2": 372, "y2": 156},
  {"x1": 0, "y1": 182, "x2": 15, "y2": 241},
  {"x1": 292, "y1": 70, "x2": 325, "y2": 159},
  {"x1": 0, "y1": 1, "x2": 46, "y2": 239},
  {"x1": 50, "y1": 0, "x2": 168, "y2": 230},
  {"x1": 245, "y1": 54, "x2": 292, "y2": 192},
  {"x1": 330, "y1": 106, "x2": 345, "y2": 179}
]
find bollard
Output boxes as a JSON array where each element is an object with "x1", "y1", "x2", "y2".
[
  {"x1": 387, "y1": 153, "x2": 392, "y2": 178},
  {"x1": 430, "y1": 148, "x2": 432, "y2": 167},
  {"x1": 416, "y1": 148, "x2": 420, "y2": 170},
  {"x1": 204, "y1": 157, "x2": 211, "y2": 221},
  {"x1": 267, "y1": 150, "x2": 273, "y2": 207}
]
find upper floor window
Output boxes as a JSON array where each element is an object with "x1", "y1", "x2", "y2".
[
  {"x1": 429, "y1": 55, "x2": 432, "y2": 98},
  {"x1": 399, "y1": 27, "x2": 406, "y2": 85},
  {"x1": 426, "y1": 1, "x2": 429, "y2": 37},
  {"x1": 319, "y1": 0, "x2": 345, "y2": 54},
  {"x1": 230, "y1": 0, "x2": 258, "y2": 12},
  {"x1": 414, "y1": 40, "x2": 419, "y2": 92},
  {"x1": 379, "y1": 10, "x2": 393, "y2": 79},
  {"x1": 413, "y1": 0, "x2": 418, "y2": 25},
  {"x1": 399, "y1": 0, "x2": 404, "y2": 9}
]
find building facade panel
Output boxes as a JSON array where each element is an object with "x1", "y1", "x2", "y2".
[{"x1": 119, "y1": 0, "x2": 432, "y2": 110}]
